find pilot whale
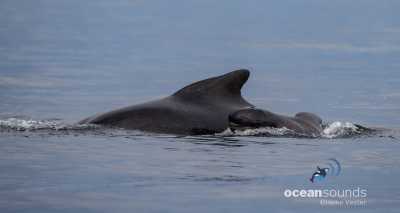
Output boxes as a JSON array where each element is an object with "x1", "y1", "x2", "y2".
[
  {"x1": 228, "y1": 108, "x2": 324, "y2": 137},
  {"x1": 79, "y1": 69, "x2": 253, "y2": 135}
]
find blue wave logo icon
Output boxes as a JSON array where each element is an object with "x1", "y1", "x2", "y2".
[{"x1": 309, "y1": 158, "x2": 341, "y2": 183}]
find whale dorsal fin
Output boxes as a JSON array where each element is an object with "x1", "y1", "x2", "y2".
[{"x1": 173, "y1": 69, "x2": 252, "y2": 105}]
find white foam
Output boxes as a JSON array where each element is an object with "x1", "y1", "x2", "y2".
[
  {"x1": 0, "y1": 118, "x2": 59, "y2": 130},
  {"x1": 0, "y1": 118, "x2": 94, "y2": 131},
  {"x1": 1, "y1": 117, "x2": 364, "y2": 138},
  {"x1": 321, "y1": 121, "x2": 360, "y2": 138},
  {"x1": 217, "y1": 127, "x2": 297, "y2": 137},
  {"x1": 218, "y1": 121, "x2": 363, "y2": 138}
]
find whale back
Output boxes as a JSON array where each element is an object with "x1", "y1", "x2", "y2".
[
  {"x1": 172, "y1": 69, "x2": 252, "y2": 106},
  {"x1": 80, "y1": 69, "x2": 254, "y2": 134}
]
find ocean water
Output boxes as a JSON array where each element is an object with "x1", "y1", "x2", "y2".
[{"x1": 1, "y1": 0, "x2": 400, "y2": 212}]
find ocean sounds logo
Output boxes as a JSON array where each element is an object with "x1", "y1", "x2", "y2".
[
  {"x1": 309, "y1": 158, "x2": 341, "y2": 183},
  {"x1": 284, "y1": 158, "x2": 368, "y2": 207}
]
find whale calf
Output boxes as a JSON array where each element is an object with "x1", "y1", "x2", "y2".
[
  {"x1": 228, "y1": 108, "x2": 323, "y2": 136},
  {"x1": 79, "y1": 69, "x2": 253, "y2": 135}
]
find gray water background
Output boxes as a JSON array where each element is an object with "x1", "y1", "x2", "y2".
[{"x1": 1, "y1": 0, "x2": 400, "y2": 212}]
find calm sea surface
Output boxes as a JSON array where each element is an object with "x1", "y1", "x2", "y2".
[{"x1": 1, "y1": 0, "x2": 400, "y2": 212}]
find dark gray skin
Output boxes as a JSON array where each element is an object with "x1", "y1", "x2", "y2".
[
  {"x1": 228, "y1": 108, "x2": 323, "y2": 136},
  {"x1": 79, "y1": 69, "x2": 253, "y2": 135}
]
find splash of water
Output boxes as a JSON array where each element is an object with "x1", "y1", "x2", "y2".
[
  {"x1": 219, "y1": 121, "x2": 368, "y2": 138},
  {"x1": 321, "y1": 121, "x2": 360, "y2": 138},
  {"x1": 0, "y1": 117, "x2": 154, "y2": 138},
  {"x1": 217, "y1": 127, "x2": 305, "y2": 137},
  {"x1": 0, "y1": 117, "x2": 94, "y2": 131},
  {"x1": 0, "y1": 117, "x2": 377, "y2": 139}
]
